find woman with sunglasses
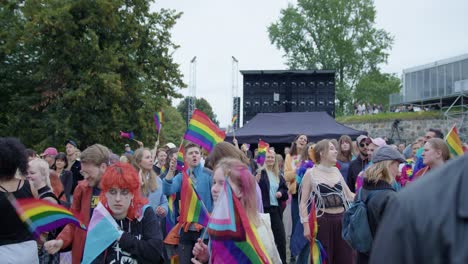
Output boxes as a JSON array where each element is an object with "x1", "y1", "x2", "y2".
[{"x1": 92, "y1": 162, "x2": 164, "y2": 263}]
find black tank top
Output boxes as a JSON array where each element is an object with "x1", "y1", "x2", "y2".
[{"x1": 0, "y1": 180, "x2": 35, "y2": 246}]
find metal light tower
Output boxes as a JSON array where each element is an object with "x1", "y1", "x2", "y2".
[
  {"x1": 231, "y1": 56, "x2": 240, "y2": 130},
  {"x1": 188, "y1": 56, "x2": 197, "y2": 125}
]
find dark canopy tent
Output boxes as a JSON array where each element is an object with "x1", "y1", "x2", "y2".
[{"x1": 226, "y1": 112, "x2": 367, "y2": 144}]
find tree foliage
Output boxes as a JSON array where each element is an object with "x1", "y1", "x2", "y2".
[
  {"x1": 268, "y1": 0, "x2": 393, "y2": 114},
  {"x1": 0, "y1": 0, "x2": 185, "y2": 152},
  {"x1": 354, "y1": 71, "x2": 401, "y2": 109},
  {"x1": 176, "y1": 97, "x2": 219, "y2": 126}
]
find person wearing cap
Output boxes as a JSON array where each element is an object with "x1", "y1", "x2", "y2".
[
  {"x1": 41, "y1": 147, "x2": 58, "y2": 168},
  {"x1": 346, "y1": 135, "x2": 369, "y2": 192},
  {"x1": 356, "y1": 145, "x2": 405, "y2": 264},
  {"x1": 355, "y1": 137, "x2": 390, "y2": 193},
  {"x1": 65, "y1": 139, "x2": 82, "y2": 194},
  {"x1": 124, "y1": 143, "x2": 134, "y2": 155},
  {"x1": 164, "y1": 142, "x2": 177, "y2": 151}
]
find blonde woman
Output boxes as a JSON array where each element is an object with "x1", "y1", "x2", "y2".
[
  {"x1": 256, "y1": 149, "x2": 289, "y2": 264},
  {"x1": 298, "y1": 139, "x2": 355, "y2": 264},
  {"x1": 357, "y1": 145, "x2": 404, "y2": 264},
  {"x1": 133, "y1": 148, "x2": 168, "y2": 220}
]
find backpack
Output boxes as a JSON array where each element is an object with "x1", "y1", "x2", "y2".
[{"x1": 341, "y1": 189, "x2": 379, "y2": 253}]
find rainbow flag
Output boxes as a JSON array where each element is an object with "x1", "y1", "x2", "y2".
[
  {"x1": 309, "y1": 200, "x2": 327, "y2": 264},
  {"x1": 231, "y1": 114, "x2": 238, "y2": 126},
  {"x1": 120, "y1": 131, "x2": 134, "y2": 140},
  {"x1": 179, "y1": 169, "x2": 210, "y2": 227},
  {"x1": 208, "y1": 180, "x2": 272, "y2": 263},
  {"x1": 176, "y1": 144, "x2": 185, "y2": 171},
  {"x1": 256, "y1": 140, "x2": 269, "y2": 166},
  {"x1": 165, "y1": 194, "x2": 177, "y2": 235},
  {"x1": 184, "y1": 109, "x2": 226, "y2": 153},
  {"x1": 154, "y1": 111, "x2": 163, "y2": 133},
  {"x1": 8, "y1": 196, "x2": 86, "y2": 238},
  {"x1": 446, "y1": 125, "x2": 465, "y2": 156}
]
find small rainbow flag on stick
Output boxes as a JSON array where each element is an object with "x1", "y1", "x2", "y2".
[
  {"x1": 256, "y1": 140, "x2": 269, "y2": 166},
  {"x1": 120, "y1": 131, "x2": 134, "y2": 140},
  {"x1": 8, "y1": 196, "x2": 86, "y2": 238},
  {"x1": 176, "y1": 143, "x2": 185, "y2": 171},
  {"x1": 231, "y1": 114, "x2": 238, "y2": 126},
  {"x1": 154, "y1": 111, "x2": 163, "y2": 133},
  {"x1": 184, "y1": 109, "x2": 226, "y2": 153},
  {"x1": 445, "y1": 125, "x2": 465, "y2": 157},
  {"x1": 179, "y1": 169, "x2": 210, "y2": 227}
]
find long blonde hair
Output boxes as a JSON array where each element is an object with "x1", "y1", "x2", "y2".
[
  {"x1": 28, "y1": 159, "x2": 52, "y2": 191},
  {"x1": 215, "y1": 158, "x2": 260, "y2": 226},
  {"x1": 262, "y1": 150, "x2": 279, "y2": 179},
  {"x1": 132, "y1": 148, "x2": 157, "y2": 196},
  {"x1": 365, "y1": 160, "x2": 394, "y2": 184}
]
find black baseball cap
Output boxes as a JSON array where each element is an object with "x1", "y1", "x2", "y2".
[{"x1": 65, "y1": 139, "x2": 77, "y2": 148}]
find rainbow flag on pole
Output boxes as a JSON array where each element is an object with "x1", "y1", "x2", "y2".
[
  {"x1": 176, "y1": 144, "x2": 185, "y2": 171},
  {"x1": 184, "y1": 109, "x2": 226, "y2": 153},
  {"x1": 208, "y1": 180, "x2": 272, "y2": 263},
  {"x1": 119, "y1": 131, "x2": 134, "y2": 140},
  {"x1": 231, "y1": 114, "x2": 238, "y2": 126},
  {"x1": 179, "y1": 169, "x2": 210, "y2": 227},
  {"x1": 445, "y1": 125, "x2": 465, "y2": 156},
  {"x1": 8, "y1": 196, "x2": 86, "y2": 238},
  {"x1": 309, "y1": 200, "x2": 327, "y2": 264},
  {"x1": 154, "y1": 111, "x2": 163, "y2": 133},
  {"x1": 256, "y1": 140, "x2": 269, "y2": 166}
]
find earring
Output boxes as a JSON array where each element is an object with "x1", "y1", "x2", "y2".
[{"x1": 131, "y1": 200, "x2": 134, "y2": 208}]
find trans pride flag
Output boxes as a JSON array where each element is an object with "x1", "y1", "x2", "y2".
[
  {"x1": 82, "y1": 202, "x2": 122, "y2": 264},
  {"x1": 207, "y1": 181, "x2": 272, "y2": 263}
]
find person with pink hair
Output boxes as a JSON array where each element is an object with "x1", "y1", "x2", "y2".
[{"x1": 191, "y1": 158, "x2": 281, "y2": 263}]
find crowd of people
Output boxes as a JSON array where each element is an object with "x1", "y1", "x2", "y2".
[{"x1": 0, "y1": 126, "x2": 467, "y2": 264}]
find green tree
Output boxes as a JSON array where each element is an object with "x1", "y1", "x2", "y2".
[
  {"x1": 158, "y1": 105, "x2": 186, "y2": 147},
  {"x1": 0, "y1": 0, "x2": 185, "y2": 151},
  {"x1": 268, "y1": 0, "x2": 393, "y2": 114},
  {"x1": 354, "y1": 71, "x2": 401, "y2": 109},
  {"x1": 177, "y1": 97, "x2": 219, "y2": 125}
]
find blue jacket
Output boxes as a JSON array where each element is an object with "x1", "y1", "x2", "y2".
[
  {"x1": 147, "y1": 177, "x2": 168, "y2": 216},
  {"x1": 162, "y1": 163, "x2": 213, "y2": 213}
]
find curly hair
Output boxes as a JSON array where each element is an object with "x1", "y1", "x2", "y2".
[
  {"x1": 99, "y1": 162, "x2": 148, "y2": 220},
  {"x1": 0, "y1": 137, "x2": 28, "y2": 180}
]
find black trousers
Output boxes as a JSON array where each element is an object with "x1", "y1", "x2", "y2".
[
  {"x1": 177, "y1": 230, "x2": 200, "y2": 264},
  {"x1": 265, "y1": 206, "x2": 287, "y2": 264}
]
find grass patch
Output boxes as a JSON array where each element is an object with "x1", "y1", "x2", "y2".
[{"x1": 336, "y1": 111, "x2": 443, "y2": 123}]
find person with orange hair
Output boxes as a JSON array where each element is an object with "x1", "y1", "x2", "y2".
[{"x1": 92, "y1": 162, "x2": 164, "y2": 263}]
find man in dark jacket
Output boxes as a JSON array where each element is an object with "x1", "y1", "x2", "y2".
[
  {"x1": 347, "y1": 135, "x2": 369, "y2": 192},
  {"x1": 370, "y1": 154, "x2": 468, "y2": 264}
]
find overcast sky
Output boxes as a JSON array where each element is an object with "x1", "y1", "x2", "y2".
[{"x1": 152, "y1": 0, "x2": 468, "y2": 127}]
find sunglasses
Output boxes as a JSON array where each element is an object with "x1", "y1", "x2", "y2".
[{"x1": 359, "y1": 143, "x2": 369, "y2": 148}]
